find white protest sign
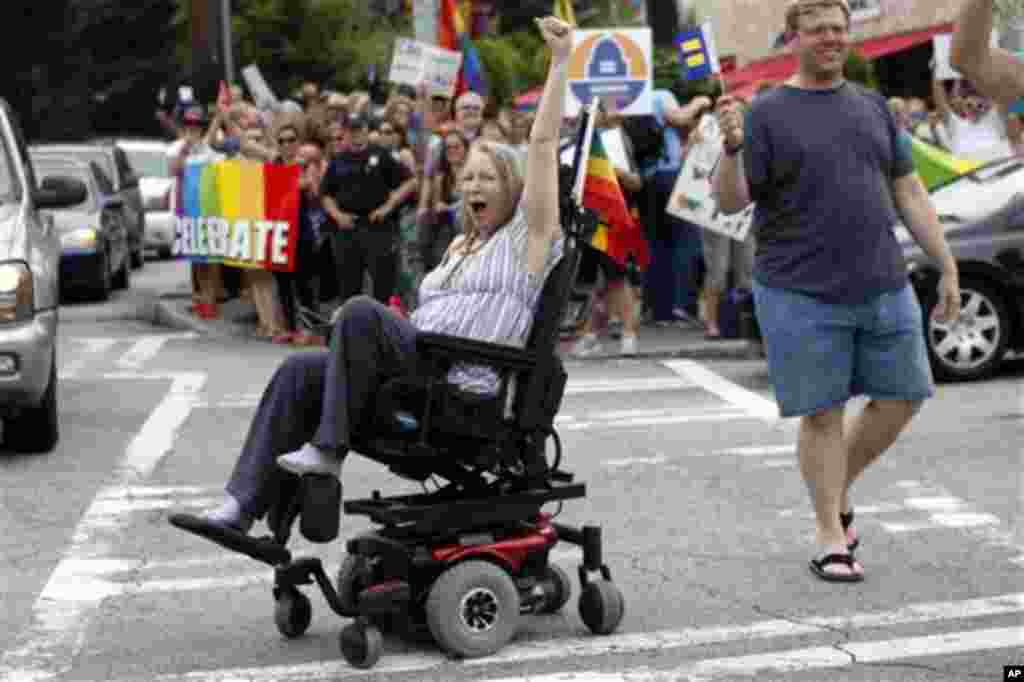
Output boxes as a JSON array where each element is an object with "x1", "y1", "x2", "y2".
[
  {"x1": 933, "y1": 32, "x2": 1000, "y2": 81},
  {"x1": 389, "y1": 38, "x2": 463, "y2": 98},
  {"x1": 667, "y1": 115, "x2": 754, "y2": 242},
  {"x1": 565, "y1": 28, "x2": 654, "y2": 117},
  {"x1": 241, "y1": 65, "x2": 280, "y2": 111}
]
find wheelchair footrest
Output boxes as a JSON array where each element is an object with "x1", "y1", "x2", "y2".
[
  {"x1": 169, "y1": 513, "x2": 291, "y2": 566},
  {"x1": 344, "y1": 482, "x2": 586, "y2": 532}
]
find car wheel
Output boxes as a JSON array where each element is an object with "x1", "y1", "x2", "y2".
[
  {"x1": 923, "y1": 277, "x2": 1011, "y2": 382},
  {"x1": 112, "y1": 254, "x2": 130, "y2": 290},
  {"x1": 5, "y1": 348, "x2": 59, "y2": 453}
]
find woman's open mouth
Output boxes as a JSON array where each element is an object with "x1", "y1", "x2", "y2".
[{"x1": 469, "y1": 201, "x2": 488, "y2": 219}]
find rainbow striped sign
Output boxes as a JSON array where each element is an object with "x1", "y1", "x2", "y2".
[{"x1": 174, "y1": 160, "x2": 300, "y2": 271}]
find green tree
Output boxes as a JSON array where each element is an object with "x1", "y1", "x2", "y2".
[
  {"x1": 230, "y1": 0, "x2": 409, "y2": 99},
  {"x1": 2, "y1": 0, "x2": 178, "y2": 141}
]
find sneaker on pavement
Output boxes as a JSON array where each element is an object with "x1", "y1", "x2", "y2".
[
  {"x1": 571, "y1": 334, "x2": 603, "y2": 358},
  {"x1": 620, "y1": 334, "x2": 638, "y2": 356}
]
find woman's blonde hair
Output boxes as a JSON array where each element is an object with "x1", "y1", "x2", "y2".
[{"x1": 456, "y1": 140, "x2": 524, "y2": 253}]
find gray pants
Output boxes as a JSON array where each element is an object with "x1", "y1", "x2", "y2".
[{"x1": 226, "y1": 296, "x2": 419, "y2": 518}]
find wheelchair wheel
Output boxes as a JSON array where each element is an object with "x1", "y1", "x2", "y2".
[
  {"x1": 339, "y1": 621, "x2": 383, "y2": 669},
  {"x1": 426, "y1": 560, "x2": 521, "y2": 659},
  {"x1": 578, "y1": 580, "x2": 625, "y2": 635},
  {"x1": 336, "y1": 554, "x2": 368, "y2": 616},
  {"x1": 539, "y1": 564, "x2": 572, "y2": 614},
  {"x1": 274, "y1": 589, "x2": 312, "y2": 639}
]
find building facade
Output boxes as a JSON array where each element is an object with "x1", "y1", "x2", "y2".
[
  {"x1": 679, "y1": 0, "x2": 969, "y2": 98},
  {"x1": 698, "y1": 0, "x2": 961, "y2": 67}
]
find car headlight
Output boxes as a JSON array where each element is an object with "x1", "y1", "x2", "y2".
[
  {"x1": 0, "y1": 262, "x2": 33, "y2": 323},
  {"x1": 61, "y1": 228, "x2": 98, "y2": 248}
]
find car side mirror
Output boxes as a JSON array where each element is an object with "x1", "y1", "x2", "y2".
[{"x1": 34, "y1": 176, "x2": 87, "y2": 210}]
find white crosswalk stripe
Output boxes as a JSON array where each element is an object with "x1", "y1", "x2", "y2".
[
  {"x1": 7, "y1": 356, "x2": 1018, "y2": 682},
  {"x1": 58, "y1": 333, "x2": 199, "y2": 378},
  {"x1": 95, "y1": 590, "x2": 1024, "y2": 681}
]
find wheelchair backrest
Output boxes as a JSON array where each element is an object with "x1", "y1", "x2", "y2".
[{"x1": 514, "y1": 201, "x2": 592, "y2": 430}]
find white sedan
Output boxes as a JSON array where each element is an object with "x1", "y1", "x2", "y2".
[{"x1": 117, "y1": 139, "x2": 176, "y2": 258}]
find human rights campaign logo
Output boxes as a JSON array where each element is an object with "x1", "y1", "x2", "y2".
[{"x1": 568, "y1": 31, "x2": 650, "y2": 112}]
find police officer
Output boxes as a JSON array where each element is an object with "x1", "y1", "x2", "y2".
[{"x1": 321, "y1": 113, "x2": 418, "y2": 304}]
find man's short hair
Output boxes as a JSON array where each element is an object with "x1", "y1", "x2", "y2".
[{"x1": 785, "y1": 0, "x2": 851, "y2": 33}]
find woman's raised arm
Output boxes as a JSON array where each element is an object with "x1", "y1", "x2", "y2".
[{"x1": 523, "y1": 16, "x2": 573, "y2": 273}]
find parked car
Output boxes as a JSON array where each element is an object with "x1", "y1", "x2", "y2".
[
  {"x1": 0, "y1": 98, "x2": 88, "y2": 452},
  {"x1": 899, "y1": 157, "x2": 1024, "y2": 382},
  {"x1": 116, "y1": 138, "x2": 176, "y2": 258},
  {"x1": 30, "y1": 141, "x2": 146, "y2": 269},
  {"x1": 31, "y1": 157, "x2": 131, "y2": 300}
]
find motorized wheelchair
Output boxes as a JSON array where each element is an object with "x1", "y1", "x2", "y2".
[{"x1": 172, "y1": 180, "x2": 624, "y2": 670}]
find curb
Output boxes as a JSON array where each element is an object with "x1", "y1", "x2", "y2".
[
  {"x1": 135, "y1": 297, "x2": 253, "y2": 339},
  {"x1": 137, "y1": 294, "x2": 765, "y2": 362},
  {"x1": 557, "y1": 343, "x2": 761, "y2": 362}
]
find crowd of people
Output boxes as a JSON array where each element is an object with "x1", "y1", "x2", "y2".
[{"x1": 157, "y1": 52, "x2": 788, "y2": 355}]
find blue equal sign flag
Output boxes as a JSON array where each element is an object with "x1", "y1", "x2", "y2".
[{"x1": 677, "y1": 22, "x2": 721, "y2": 83}]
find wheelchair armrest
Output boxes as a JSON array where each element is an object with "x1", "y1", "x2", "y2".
[{"x1": 416, "y1": 332, "x2": 537, "y2": 372}]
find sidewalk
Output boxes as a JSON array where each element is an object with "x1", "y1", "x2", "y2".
[{"x1": 138, "y1": 290, "x2": 765, "y2": 362}]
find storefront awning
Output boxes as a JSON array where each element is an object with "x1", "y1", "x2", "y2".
[{"x1": 724, "y1": 22, "x2": 955, "y2": 99}]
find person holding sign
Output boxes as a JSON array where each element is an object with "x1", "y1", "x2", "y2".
[
  {"x1": 713, "y1": 0, "x2": 960, "y2": 584},
  {"x1": 171, "y1": 16, "x2": 572, "y2": 544},
  {"x1": 952, "y1": 0, "x2": 1024, "y2": 105}
]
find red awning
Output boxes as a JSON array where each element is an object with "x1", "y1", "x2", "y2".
[
  {"x1": 723, "y1": 22, "x2": 954, "y2": 98},
  {"x1": 857, "y1": 22, "x2": 953, "y2": 59}
]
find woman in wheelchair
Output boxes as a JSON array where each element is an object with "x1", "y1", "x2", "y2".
[{"x1": 175, "y1": 16, "x2": 575, "y2": 544}]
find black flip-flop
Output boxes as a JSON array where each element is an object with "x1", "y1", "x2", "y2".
[
  {"x1": 169, "y1": 512, "x2": 291, "y2": 566},
  {"x1": 841, "y1": 510, "x2": 859, "y2": 552},
  {"x1": 809, "y1": 553, "x2": 864, "y2": 583}
]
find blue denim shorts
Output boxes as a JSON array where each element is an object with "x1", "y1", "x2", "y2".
[{"x1": 752, "y1": 281, "x2": 935, "y2": 418}]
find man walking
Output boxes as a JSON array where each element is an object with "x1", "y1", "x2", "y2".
[
  {"x1": 713, "y1": 0, "x2": 960, "y2": 582},
  {"x1": 951, "y1": 0, "x2": 1024, "y2": 103}
]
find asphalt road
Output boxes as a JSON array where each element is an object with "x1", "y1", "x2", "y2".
[{"x1": 0, "y1": 261, "x2": 1021, "y2": 682}]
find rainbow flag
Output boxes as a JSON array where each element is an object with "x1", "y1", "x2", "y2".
[
  {"x1": 584, "y1": 132, "x2": 650, "y2": 270},
  {"x1": 174, "y1": 159, "x2": 301, "y2": 271},
  {"x1": 439, "y1": 0, "x2": 488, "y2": 96}
]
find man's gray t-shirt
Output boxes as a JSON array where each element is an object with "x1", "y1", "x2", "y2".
[{"x1": 743, "y1": 82, "x2": 915, "y2": 303}]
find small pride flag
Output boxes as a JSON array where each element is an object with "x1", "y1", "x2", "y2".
[
  {"x1": 174, "y1": 160, "x2": 301, "y2": 272},
  {"x1": 583, "y1": 131, "x2": 650, "y2": 270},
  {"x1": 677, "y1": 22, "x2": 721, "y2": 83}
]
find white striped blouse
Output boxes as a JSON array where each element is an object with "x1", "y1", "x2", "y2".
[{"x1": 411, "y1": 198, "x2": 565, "y2": 395}]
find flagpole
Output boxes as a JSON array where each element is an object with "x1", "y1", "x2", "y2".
[{"x1": 572, "y1": 98, "x2": 600, "y2": 205}]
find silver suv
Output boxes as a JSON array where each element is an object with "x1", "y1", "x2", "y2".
[{"x1": 0, "y1": 99, "x2": 87, "y2": 452}]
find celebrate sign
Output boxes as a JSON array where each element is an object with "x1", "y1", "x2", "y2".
[{"x1": 174, "y1": 160, "x2": 300, "y2": 271}]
